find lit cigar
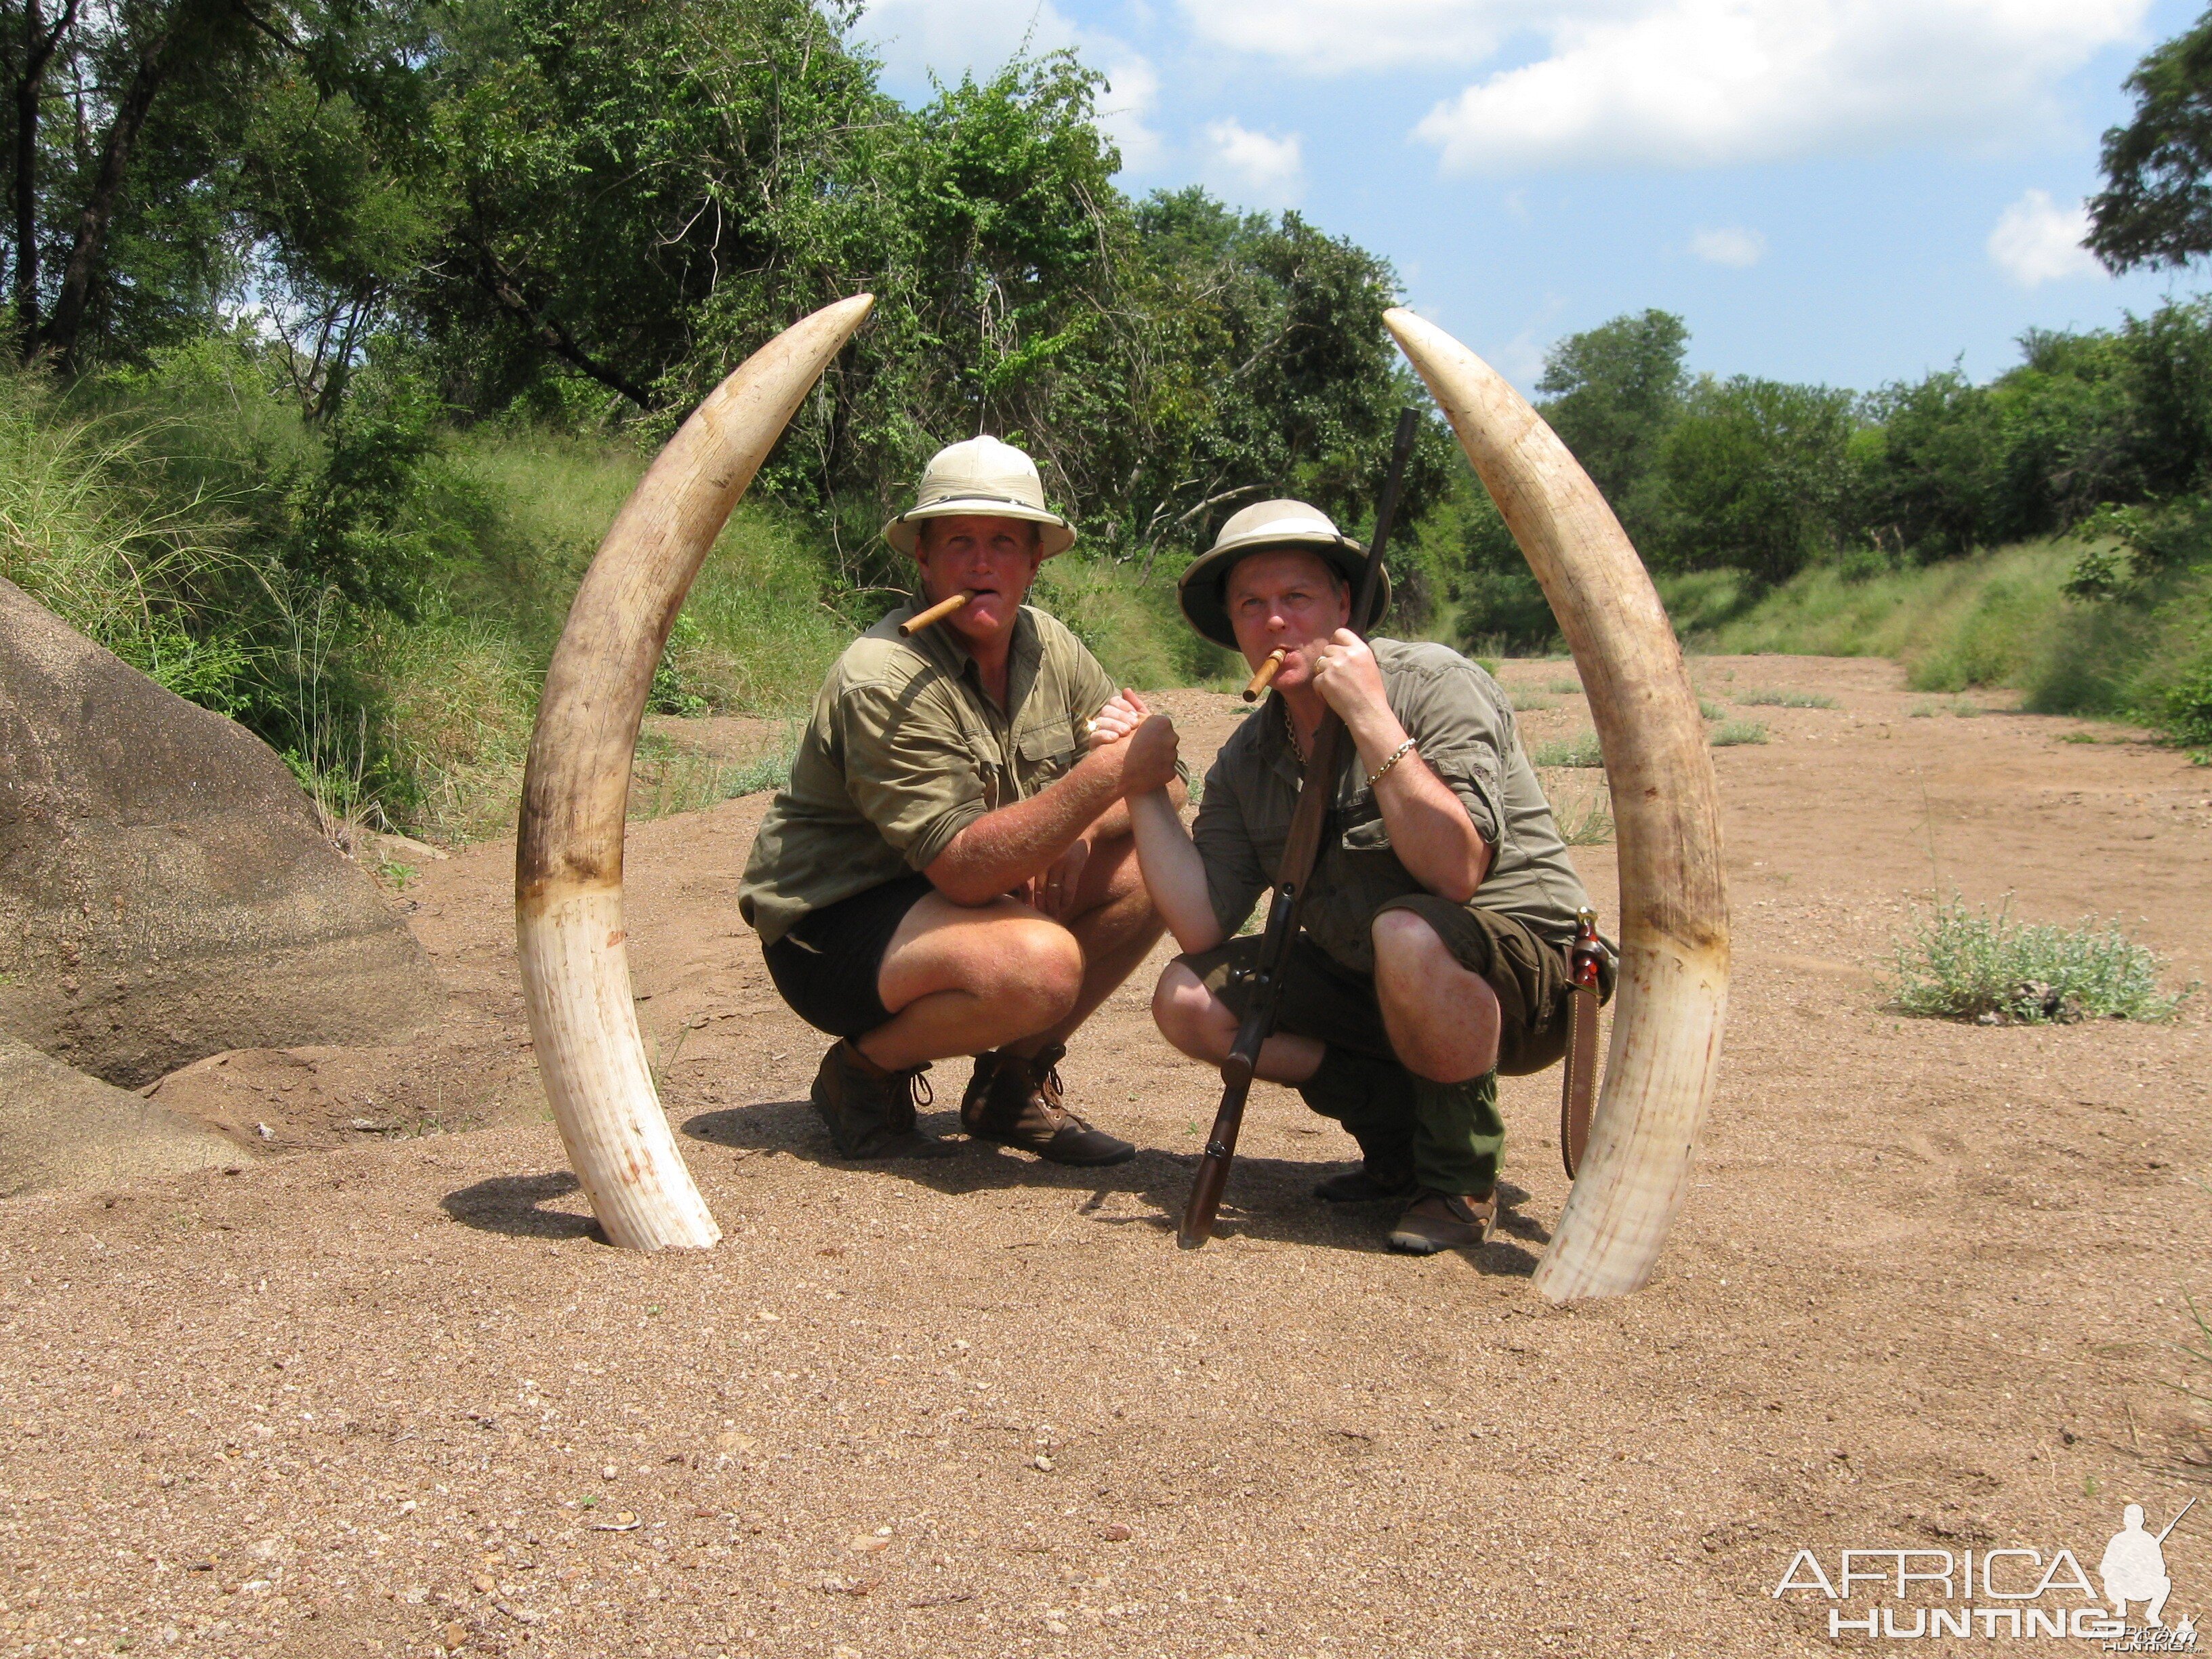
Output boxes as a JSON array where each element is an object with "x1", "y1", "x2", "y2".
[
  {"x1": 1242, "y1": 648, "x2": 1288, "y2": 703},
  {"x1": 899, "y1": 592, "x2": 970, "y2": 636}
]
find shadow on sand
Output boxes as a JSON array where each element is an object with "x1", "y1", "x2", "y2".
[
  {"x1": 680, "y1": 1096, "x2": 1545, "y2": 1274},
  {"x1": 441, "y1": 1169, "x2": 607, "y2": 1242}
]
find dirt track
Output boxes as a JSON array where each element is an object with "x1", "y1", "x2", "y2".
[{"x1": 4, "y1": 655, "x2": 2209, "y2": 1659}]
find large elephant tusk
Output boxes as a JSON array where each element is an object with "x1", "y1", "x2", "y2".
[
  {"x1": 1383, "y1": 308, "x2": 1729, "y2": 1300},
  {"x1": 516, "y1": 294, "x2": 876, "y2": 1250}
]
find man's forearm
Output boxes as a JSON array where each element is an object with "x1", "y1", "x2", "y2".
[
  {"x1": 924, "y1": 752, "x2": 1124, "y2": 905},
  {"x1": 1371, "y1": 755, "x2": 1490, "y2": 902},
  {"x1": 1086, "y1": 775, "x2": 1185, "y2": 844},
  {"x1": 1343, "y1": 709, "x2": 1490, "y2": 903},
  {"x1": 1128, "y1": 790, "x2": 1221, "y2": 952}
]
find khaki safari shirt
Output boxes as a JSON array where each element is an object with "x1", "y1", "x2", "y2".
[
  {"x1": 1193, "y1": 638, "x2": 1591, "y2": 975},
  {"x1": 739, "y1": 602, "x2": 1120, "y2": 946}
]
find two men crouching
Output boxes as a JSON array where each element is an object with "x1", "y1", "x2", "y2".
[{"x1": 739, "y1": 440, "x2": 1601, "y2": 1253}]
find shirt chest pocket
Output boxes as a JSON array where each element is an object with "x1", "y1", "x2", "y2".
[
  {"x1": 1014, "y1": 725, "x2": 1076, "y2": 794},
  {"x1": 1338, "y1": 795, "x2": 1395, "y2": 855}
]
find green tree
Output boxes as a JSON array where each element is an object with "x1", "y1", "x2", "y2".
[
  {"x1": 2087, "y1": 5, "x2": 2212, "y2": 272},
  {"x1": 1658, "y1": 376, "x2": 1857, "y2": 586},
  {"x1": 1535, "y1": 308, "x2": 1687, "y2": 547}
]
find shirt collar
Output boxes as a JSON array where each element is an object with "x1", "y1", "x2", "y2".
[{"x1": 899, "y1": 600, "x2": 1040, "y2": 712}]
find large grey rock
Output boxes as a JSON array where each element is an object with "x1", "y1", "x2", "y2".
[
  {"x1": 0, "y1": 577, "x2": 445, "y2": 1086},
  {"x1": 0, "y1": 1038, "x2": 239, "y2": 1194}
]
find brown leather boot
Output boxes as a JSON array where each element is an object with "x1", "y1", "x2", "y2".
[
  {"x1": 961, "y1": 1044, "x2": 1134, "y2": 1166},
  {"x1": 809, "y1": 1039, "x2": 959, "y2": 1160},
  {"x1": 1386, "y1": 1188, "x2": 1498, "y2": 1254}
]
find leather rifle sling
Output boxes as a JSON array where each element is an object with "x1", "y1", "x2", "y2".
[{"x1": 1559, "y1": 907, "x2": 1603, "y2": 1179}]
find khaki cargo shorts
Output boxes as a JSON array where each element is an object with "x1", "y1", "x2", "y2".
[{"x1": 1179, "y1": 894, "x2": 1605, "y2": 1078}]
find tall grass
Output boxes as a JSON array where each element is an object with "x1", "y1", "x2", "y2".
[
  {"x1": 0, "y1": 352, "x2": 1208, "y2": 842},
  {"x1": 1662, "y1": 541, "x2": 2212, "y2": 745},
  {"x1": 0, "y1": 371, "x2": 249, "y2": 705}
]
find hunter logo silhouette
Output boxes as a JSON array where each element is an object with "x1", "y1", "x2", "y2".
[{"x1": 2102, "y1": 1500, "x2": 2194, "y2": 1628}]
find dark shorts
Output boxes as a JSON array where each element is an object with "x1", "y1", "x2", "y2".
[
  {"x1": 761, "y1": 874, "x2": 935, "y2": 1039},
  {"x1": 1179, "y1": 894, "x2": 1599, "y2": 1077}
]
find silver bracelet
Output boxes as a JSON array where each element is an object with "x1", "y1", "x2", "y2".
[{"x1": 1364, "y1": 737, "x2": 1418, "y2": 790}]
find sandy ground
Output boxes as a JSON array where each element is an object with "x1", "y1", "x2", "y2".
[{"x1": 5, "y1": 655, "x2": 2210, "y2": 1659}]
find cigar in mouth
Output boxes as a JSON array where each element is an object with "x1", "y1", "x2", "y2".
[
  {"x1": 898, "y1": 592, "x2": 971, "y2": 636},
  {"x1": 1242, "y1": 647, "x2": 1288, "y2": 703}
]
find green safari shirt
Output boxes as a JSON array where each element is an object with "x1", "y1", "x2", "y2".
[
  {"x1": 738, "y1": 602, "x2": 1120, "y2": 946},
  {"x1": 1192, "y1": 638, "x2": 1591, "y2": 975}
]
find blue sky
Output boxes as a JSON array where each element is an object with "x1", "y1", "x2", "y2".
[{"x1": 846, "y1": 0, "x2": 2206, "y2": 395}]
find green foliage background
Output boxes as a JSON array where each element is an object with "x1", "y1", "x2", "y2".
[{"x1": 1, "y1": 0, "x2": 2209, "y2": 842}]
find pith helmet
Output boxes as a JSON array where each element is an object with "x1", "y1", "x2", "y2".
[
  {"x1": 1176, "y1": 498, "x2": 1389, "y2": 649},
  {"x1": 881, "y1": 435, "x2": 1076, "y2": 558}
]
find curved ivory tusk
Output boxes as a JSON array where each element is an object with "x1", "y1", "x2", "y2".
[
  {"x1": 516, "y1": 294, "x2": 876, "y2": 1250},
  {"x1": 1383, "y1": 307, "x2": 1729, "y2": 1301}
]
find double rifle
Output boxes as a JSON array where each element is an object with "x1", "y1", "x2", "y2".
[{"x1": 1179, "y1": 407, "x2": 1421, "y2": 1248}]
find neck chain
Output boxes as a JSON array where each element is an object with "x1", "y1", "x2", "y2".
[{"x1": 1280, "y1": 697, "x2": 1303, "y2": 760}]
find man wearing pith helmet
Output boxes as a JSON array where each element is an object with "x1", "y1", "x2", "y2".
[
  {"x1": 739, "y1": 435, "x2": 1183, "y2": 1166},
  {"x1": 1101, "y1": 497, "x2": 1601, "y2": 1252}
]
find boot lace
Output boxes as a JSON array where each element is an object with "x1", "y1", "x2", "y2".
[{"x1": 902, "y1": 1061, "x2": 933, "y2": 1109}]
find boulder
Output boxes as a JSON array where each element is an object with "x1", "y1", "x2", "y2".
[
  {"x1": 0, "y1": 1038, "x2": 239, "y2": 1194},
  {"x1": 0, "y1": 577, "x2": 445, "y2": 1086}
]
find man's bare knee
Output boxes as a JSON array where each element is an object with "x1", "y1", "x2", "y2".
[
  {"x1": 1151, "y1": 962, "x2": 1224, "y2": 1057},
  {"x1": 1371, "y1": 906, "x2": 1452, "y2": 971},
  {"x1": 991, "y1": 921, "x2": 1084, "y2": 1025}
]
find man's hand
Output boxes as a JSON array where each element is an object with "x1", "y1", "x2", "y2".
[
  {"x1": 1086, "y1": 688, "x2": 1150, "y2": 749},
  {"x1": 1029, "y1": 835, "x2": 1090, "y2": 920},
  {"x1": 1311, "y1": 629, "x2": 1392, "y2": 733},
  {"x1": 1117, "y1": 714, "x2": 1181, "y2": 798}
]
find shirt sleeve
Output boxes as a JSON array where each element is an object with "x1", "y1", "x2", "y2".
[
  {"x1": 1397, "y1": 663, "x2": 1509, "y2": 847},
  {"x1": 836, "y1": 676, "x2": 987, "y2": 872},
  {"x1": 1191, "y1": 757, "x2": 1269, "y2": 940}
]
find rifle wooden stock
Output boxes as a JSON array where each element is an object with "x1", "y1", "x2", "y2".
[{"x1": 1176, "y1": 408, "x2": 1420, "y2": 1249}]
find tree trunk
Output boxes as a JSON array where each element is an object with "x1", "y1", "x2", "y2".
[
  {"x1": 41, "y1": 0, "x2": 190, "y2": 371},
  {"x1": 12, "y1": 0, "x2": 78, "y2": 360},
  {"x1": 470, "y1": 233, "x2": 656, "y2": 409}
]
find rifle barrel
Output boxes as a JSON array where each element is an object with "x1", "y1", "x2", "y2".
[{"x1": 2158, "y1": 1496, "x2": 2198, "y2": 1543}]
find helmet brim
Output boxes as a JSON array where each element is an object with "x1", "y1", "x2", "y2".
[{"x1": 883, "y1": 497, "x2": 1076, "y2": 558}]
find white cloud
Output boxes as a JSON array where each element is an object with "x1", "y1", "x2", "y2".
[
  {"x1": 1097, "y1": 57, "x2": 1166, "y2": 173},
  {"x1": 1204, "y1": 119, "x2": 1305, "y2": 205},
  {"x1": 852, "y1": 0, "x2": 1080, "y2": 87},
  {"x1": 1395, "y1": 0, "x2": 2150, "y2": 172},
  {"x1": 1179, "y1": 0, "x2": 1511, "y2": 72},
  {"x1": 1987, "y1": 188, "x2": 2104, "y2": 286},
  {"x1": 1690, "y1": 225, "x2": 1766, "y2": 267},
  {"x1": 846, "y1": 0, "x2": 1164, "y2": 176}
]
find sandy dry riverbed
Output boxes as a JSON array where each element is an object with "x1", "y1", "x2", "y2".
[{"x1": 4, "y1": 654, "x2": 2209, "y2": 1659}]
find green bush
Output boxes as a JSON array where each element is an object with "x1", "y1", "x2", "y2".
[
  {"x1": 1709, "y1": 719, "x2": 1768, "y2": 746},
  {"x1": 1889, "y1": 896, "x2": 2195, "y2": 1024}
]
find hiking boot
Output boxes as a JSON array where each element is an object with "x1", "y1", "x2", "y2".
[
  {"x1": 1386, "y1": 1188, "x2": 1498, "y2": 1254},
  {"x1": 962, "y1": 1044, "x2": 1134, "y2": 1166},
  {"x1": 809, "y1": 1039, "x2": 960, "y2": 1160},
  {"x1": 1312, "y1": 1157, "x2": 1420, "y2": 1204}
]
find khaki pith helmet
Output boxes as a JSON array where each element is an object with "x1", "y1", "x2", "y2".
[
  {"x1": 1176, "y1": 498, "x2": 1389, "y2": 649},
  {"x1": 881, "y1": 435, "x2": 1076, "y2": 558}
]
